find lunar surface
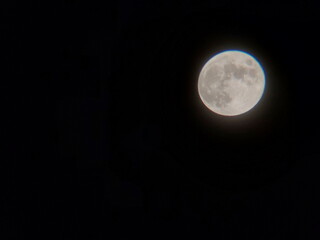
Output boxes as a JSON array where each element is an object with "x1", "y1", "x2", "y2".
[{"x1": 198, "y1": 50, "x2": 265, "y2": 116}]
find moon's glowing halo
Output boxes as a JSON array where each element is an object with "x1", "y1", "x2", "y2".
[{"x1": 198, "y1": 50, "x2": 266, "y2": 116}]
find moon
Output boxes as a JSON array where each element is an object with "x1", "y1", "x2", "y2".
[{"x1": 198, "y1": 50, "x2": 266, "y2": 116}]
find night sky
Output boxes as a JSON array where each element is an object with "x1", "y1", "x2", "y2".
[{"x1": 3, "y1": 1, "x2": 320, "y2": 239}]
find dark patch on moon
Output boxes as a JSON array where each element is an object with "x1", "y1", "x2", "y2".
[
  {"x1": 246, "y1": 59, "x2": 252, "y2": 66},
  {"x1": 214, "y1": 91, "x2": 232, "y2": 108},
  {"x1": 224, "y1": 63, "x2": 247, "y2": 80}
]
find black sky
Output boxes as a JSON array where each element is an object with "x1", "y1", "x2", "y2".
[{"x1": 3, "y1": 1, "x2": 320, "y2": 239}]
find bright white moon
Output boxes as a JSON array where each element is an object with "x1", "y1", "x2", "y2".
[{"x1": 198, "y1": 50, "x2": 265, "y2": 116}]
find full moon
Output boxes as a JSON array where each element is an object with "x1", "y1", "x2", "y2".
[{"x1": 198, "y1": 50, "x2": 265, "y2": 116}]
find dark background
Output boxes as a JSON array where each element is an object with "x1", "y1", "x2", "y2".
[{"x1": 3, "y1": 0, "x2": 320, "y2": 239}]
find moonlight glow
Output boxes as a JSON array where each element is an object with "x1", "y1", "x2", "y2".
[{"x1": 198, "y1": 50, "x2": 265, "y2": 116}]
